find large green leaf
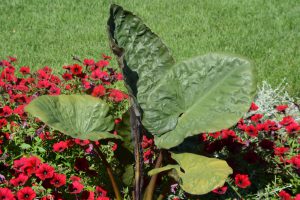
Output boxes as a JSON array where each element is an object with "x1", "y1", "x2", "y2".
[
  {"x1": 108, "y1": 5, "x2": 256, "y2": 149},
  {"x1": 148, "y1": 153, "x2": 233, "y2": 195},
  {"x1": 25, "y1": 95, "x2": 119, "y2": 141},
  {"x1": 153, "y1": 54, "x2": 256, "y2": 148}
]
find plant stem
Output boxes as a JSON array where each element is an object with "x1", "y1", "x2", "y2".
[
  {"x1": 129, "y1": 105, "x2": 143, "y2": 200},
  {"x1": 227, "y1": 181, "x2": 243, "y2": 199},
  {"x1": 93, "y1": 143, "x2": 122, "y2": 200},
  {"x1": 143, "y1": 151, "x2": 163, "y2": 200}
]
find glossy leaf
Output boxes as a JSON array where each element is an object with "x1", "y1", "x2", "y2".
[
  {"x1": 153, "y1": 54, "x2": 256, "y2": 148},
  {"x1": 148, "y1": 153, "x2": 233, "y2": 195},
  {"x1": 108, "y1": 5, "x2": 256, "y2": 149},
  {"x1": 25, "y1": 95, "x2": 119, "y2": 141}
]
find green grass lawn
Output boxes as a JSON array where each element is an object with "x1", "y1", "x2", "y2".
[{"x1": 0, "y1": 0, "x2": 299, "y2": 96}]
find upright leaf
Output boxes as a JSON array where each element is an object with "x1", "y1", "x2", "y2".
[
  {"x1": 25, "y1": 95, "x2": 119, "y2": 141},
  {"x1": 148, "y1": 153, "x2": 233, "y2": 195},
  {"x1": 108, "y1": 5, "x2": 256, "y2": 149}
]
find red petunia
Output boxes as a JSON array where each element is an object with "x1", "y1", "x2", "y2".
[
  {"x1": 74, "y1": 139, "x2": 89, "y2": 146},
  {"x1": 250, "y1": 102, "x2": 259, "y2": 111},
  {"x1": 274, "y1": 147, "x2": 289, "y2": 156},
  {"x1": 69, "y1": 181, "x2": 84, "y2": 194},
  {"x1": 279, "y1": 116, "x2": 295, "y2": 126},
  {"x1": 0, "y1": 188, "x2": 15, "y2": 200},
  {"x1": 35, "y1": 164, "x2": 55, "y2": 180},
  {"x1": 91, "y1": 85, "x2": 106, "y2": 97},
  {"x1": 50, "y1": 173, "x2": 66, "y2": 188},
  {"x1": 83, "y1": 59, "x2": 95, "y2": 66},
  {"x1": 212, "y1": 186, "x2": 227, "y2": 194},
  {"x1": 1, "y1": 106, "x2": 13, "y2": 117},
  {"x1": 245, "y1": 125, "x2": 258, "y2": 137},
  {"x1": 278, "y1": 190, "x2": 292, "y2": 200},
  {"x1": 49, "y1": 86, "x2": 61, "y2": 96},
  {"x1": 10, "y1": 173, "x2": 28, "y2": 186},
  {"x1": 62, "y1": 73, "x2": 73, "y2": 81},
  {"x1": 70, "y1": 64, "x2": 82, "y2": 75},
  {"x1": 17, "y1": 187, "x2": 36, "y2": 200},
  {"x1": 37, "y1": 80, "x2": 50, "y2": 89},
  {"x1": 109, "y1": 89, "x2": 128, "y2": 102},
  {"x1": 276, "y1": 105, "x2": 288, "y2": 112},
  {"x1": 290, "y1": 155, "x2": 300, "y2": 168},
  {"x1": 102, "y1": 54, "x2": 112, "y2": 60},
  {"x1": 81, "y1": 191, "x2": 95, "y2": 200},
  {"x1": 234, "y1": 174, "x2": 251, "y2": 188},
  {"x1": 95, "y1": 60, "x2": 109, "y2": 68},
  {"x1": 53, "y1": 141, "x2": 68, "y2": 152},
  {"x1": 74, "y1": 157, "x2": 90, "y2": 171},
  {"x1": 0, "y1": 118, "x2": 8, "y2": 128},
  {"x1": 285, "y1": 122, "x2": 300, "y2": 134},
  {"x1": 19, "y1": 66, "x2": 30, "y2": 75},
  {"x1": 96, "y1": 186, "x2": 107, "y2": 197},
  {"x1": 250, "y1": 114, "x2": 263, "y2": 122}
]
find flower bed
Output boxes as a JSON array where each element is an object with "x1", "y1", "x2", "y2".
[{"x1": 0, "y1": 56, "x2": 299, "y2": 199}]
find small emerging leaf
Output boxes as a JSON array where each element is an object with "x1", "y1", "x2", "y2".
[
  {"x1": 148, "y1": 153, "x2": 233, "y2": 195},
  {"x1": 25, "y1": 95, "x2": 119, "y2": 141}
]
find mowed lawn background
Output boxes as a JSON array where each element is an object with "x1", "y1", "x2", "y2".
[{"x1": 0, "y1": 0, "x2": 299, "y2": 96}]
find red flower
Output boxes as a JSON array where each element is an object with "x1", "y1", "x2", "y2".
[
  {"x1": 0, "y1": 118, "x2": 8, "y2": 128},
  {"x1": 1, "y1": 106, "x2": 13, "y2": 117},
  {"x1": 280, "y1": 116, "x2": 295, "y2": 126},
  {"x1": 109, "y1": 89, "x2": 128, "y2": 102},
  {"x1": 96, "y1": 186, "x2": 107, "y2": 197},
  {"x1": 285, "y1": 122, "x2": 300, "y2": 134},
  {"x1": 35, "y1": 163, "x2": 55, "y2": 180},
  {"x1": 141, "y1": 135, "x2": 154, "y2": 149},
  {"x1": 0, "y1": 188, "x2": 14, "y2": 200},
  {"x1": 74, "y1": 139, "x2": 89, "y2": 146},
  {"x1": 8, "y1": 56, "x2": 17, "y2": 62},
  {"x1": 212, "y1": 186, "x2": 227, "y2": 194},
  {"x1": 250, "y1": 102, "x2": 259, "y2": 111},
  {"x1": 49, "y1": 86, "x2": 61, "y2": 95},
  {"x1": 96, "y1": 198, "x2": 110, "y2": 200},
  {"x1": 62, "y1": 73, "x2": 73, "y2": 81},
  {"x1": 83, "y1": 59, "x2": 95, "y2": 66},
  {"x1": 70, "y1": 176, "x2": 81, "y2": 182},
  {"x1": 81, "y1": 191, "x2": 95, "y2": 200},
  {"x1": 19, "y1": 66, "x2": 30, "y2": 75},
  {"x1": 274, "y1": 147, "x2": 289, "y2": 156},
  {"x1": 234, "y1": 174, "x2": 251, "y2": 188},
  {"x1": 95, "y1": 60, "x2": 109, "y2": 68},
  {"x1": 278, "y1": 190, "x2": 292, "y2": 200},
  {"x1": 74, "y1": 157, "x2": 90, "y2": 171},
  {"x1": 53, "y1": 141, "x2": 68, "y2": 152},
  {"x1": 22, "y1": 156, "x2": 41, "y2": 175},
  {"x1": 50, "y1": 173, "x2": 66, "y2": 188},
  {"x1": 295, "y1": 194, "x2": 300, "y2": 200},
  {"x1": 290, "y1": 155, "x2": 300, "y2": 168},
  {"x1": 245, "y1": 125, "x2": 258, "y2": 137},
  {"x1": 250, "y1": 114, "x2": 263, "y2": 122},
  {"x1": 69, "y1": 181, "x2": 84, "y2": 194},
  {"x1": 208, "y1": 131, "x2": 221, "y2": 139},
  {"x1": 115, "y1": 73, "x2": 123, "y2": 80},
  {"x1": 37, "y1": 80, "x2": 50, "y2": 88},
  {"x1": 276, "y1": 105, "x2": 288, "y2": 112},
  {"x1": 102, "y1": 54, "x2": 112, "y2": 60},
  {"x1": 17, "y1": 187, "x2": 36, "y2": 200},
  {"x1": 70, "y1": 64, "x2": 82, "y2": 75},
  {"x1": 256, "y1": 123, "x2": 269, "y2": 132},
  {"x1": 91, "y1": 85, "x2": 106, "y2": 97},
  {"x1": 10, "y1": 173, "x2": 28, "y2": 186}
]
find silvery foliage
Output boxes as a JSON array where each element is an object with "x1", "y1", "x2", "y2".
[{"x1": 246, "y1": 80, "x2": 300, "y2": 122}]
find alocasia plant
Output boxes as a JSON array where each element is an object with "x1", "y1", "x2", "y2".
[{"x1": 25, "y1": 4, "x2": 256, "y2": 200}]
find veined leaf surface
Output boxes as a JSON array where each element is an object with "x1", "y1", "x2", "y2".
[
  {"x1": 148, "y1": 153, "x2": 233, "y2": 195},
  {"x1": 25, "y1": 95, "x2": 119, "y2": 141},
  {"x1": 108, "y1": 4, "x2": 256, "y2": 149}
]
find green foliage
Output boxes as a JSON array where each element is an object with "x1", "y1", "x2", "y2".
[
  {"x1": 25, "y1": 94, "x2": 119, "y2": 141},
  {"x1": 149, "y1": 153, "x2": 233, "y2": 195},
  {"x1": 108, "y1": 4, "x2": 256, "y2": 149}
]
